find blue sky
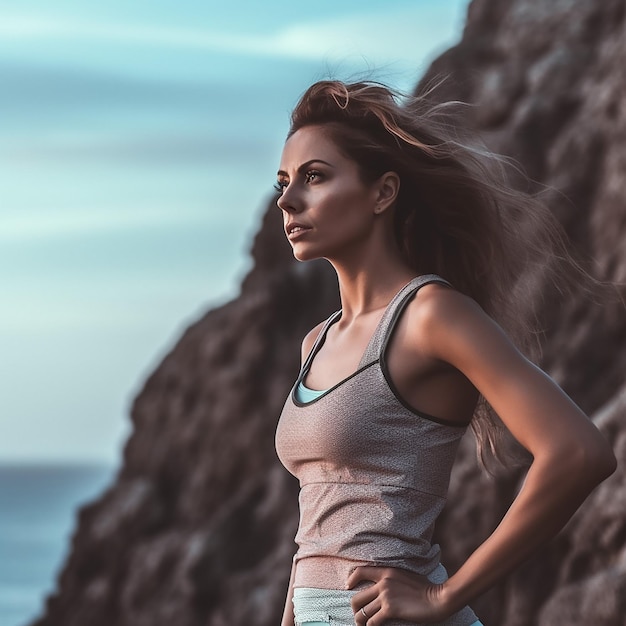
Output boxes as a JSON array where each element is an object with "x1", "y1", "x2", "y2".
[{"x1": 0, "y1": 0, "x2": 469, "y2": 464}]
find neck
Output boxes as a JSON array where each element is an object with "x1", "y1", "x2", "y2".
[
  {"x1": 323, "y1": 211, "x2": 422, "y2": 320},
  {"x1": 329, "y1": 253, "x2": 416, "y2": 321}
]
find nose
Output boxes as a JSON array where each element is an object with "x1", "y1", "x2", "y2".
[{"x1": 276, "y1": 182, "x2": 301, "y2": 214}]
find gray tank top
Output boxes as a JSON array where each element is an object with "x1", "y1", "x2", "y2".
[{"x1": 275, "y1": 275, "x2": 478, "y2": 625}]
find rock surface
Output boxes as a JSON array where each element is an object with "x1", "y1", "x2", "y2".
[{"x1": 32, "y1": 1, "x2": 625, "y2": 625}]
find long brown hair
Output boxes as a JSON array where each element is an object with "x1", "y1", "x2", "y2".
[{"x1": 287, "y1": 80, "x2": 573, "y2": 468}]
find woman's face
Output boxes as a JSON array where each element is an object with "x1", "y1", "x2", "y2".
[{"x1": 276, "y1": 125, "x2": 381, "y2": 262}]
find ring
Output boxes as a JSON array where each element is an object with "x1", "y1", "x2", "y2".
[{"x1": 361, "y1": 607, "x2": 369, "y2": 619}]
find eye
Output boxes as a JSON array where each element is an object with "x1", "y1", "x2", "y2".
[
  {"x1": 305, "y1": 170, "x2": 322, "y2": 184},
  {"x1": 273, "y1": 180, "x2": 288, "y2": 193}
]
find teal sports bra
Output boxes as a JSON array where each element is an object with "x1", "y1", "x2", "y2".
[{"x1": 294, "y1": 379, "x2": 328, "y2": 403}]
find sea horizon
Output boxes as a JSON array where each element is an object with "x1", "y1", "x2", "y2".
[{"x1": 0, "y1": 461, "x2": 117, "y2": 626}]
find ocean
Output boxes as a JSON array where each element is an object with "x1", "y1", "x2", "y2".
[{"x1": 0, "y1": 463, "x2": 116, "y2": 626}]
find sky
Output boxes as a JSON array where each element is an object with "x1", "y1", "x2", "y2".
[{"x1": 0, "y1": 0, "x2": 470, "y2": 465}]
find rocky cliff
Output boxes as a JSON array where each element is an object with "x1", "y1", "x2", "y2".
[{"x1": 33, "y1": 0, "x2": 625, "y2": 625}]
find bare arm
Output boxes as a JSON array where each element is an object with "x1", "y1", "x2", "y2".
[
  {"x1": 349, "y1": 287, "x2": 616, "y2": 624},
  {"x1": 424, "y1": 289, "x2": 616, "y2": 613},
  {"x1": 281, "y1": 558, "x2": 297, "y2": 626}
]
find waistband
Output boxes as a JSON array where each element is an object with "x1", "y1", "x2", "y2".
[
  {"x1": 293, "y1": 588, "x2": 356, "y2": 626},
  {"x1": 292, "y1": 582, "x2": 479, "y2": 626}
]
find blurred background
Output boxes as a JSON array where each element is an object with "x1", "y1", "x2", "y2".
[{"x1": 0, "y1": 1, "x2": 470, "y2": 624}]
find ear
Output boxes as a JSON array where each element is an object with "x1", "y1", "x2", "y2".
[{"x1": 373, "y1": 171, "x2": 400, "y2": 214}]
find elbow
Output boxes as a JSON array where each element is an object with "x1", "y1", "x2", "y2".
[
  {"x1": 569, "y1": 438, "x2": 617, "y2": 487},
  {"x1": 596, "y1": 446, "x2": 618, "y2": 482}
]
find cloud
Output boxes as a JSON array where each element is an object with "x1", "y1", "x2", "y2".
[
  {"x1": 0, "y1": 207, "x2": 205, "y2": 242},
  {"x1": 267, "y1": 7, "x2": 464, "y2": 63},
  {"x1": 3, "y1": 132, "x2": 270, "y2": 167},
  {"x1": 0, "y1": 5, "x2": 463, "y2": 64}
]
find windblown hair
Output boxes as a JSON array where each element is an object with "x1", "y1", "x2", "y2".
[{"x1": 288, "y1": 80, "x2": 572, "y2": 470}]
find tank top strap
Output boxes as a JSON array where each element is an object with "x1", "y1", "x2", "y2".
[
  {"x1": 300, "y1": 309, "x2": 342, "y2": 375},
  {"x1": 358, "y1": 274, "x2": 452, "y2": 367}
]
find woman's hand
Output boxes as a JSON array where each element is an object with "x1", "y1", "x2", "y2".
[{"x1": 348, "y1": 566, "x2": 449, "y2": 625}]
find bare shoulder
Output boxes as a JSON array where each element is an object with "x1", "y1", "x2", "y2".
[
  {"x1": 404, "y1": 282, "x2": 516, "y2": 367},
  {"x1": 404, "y1": 282, "x2": 615, "y2": 472},
  {"x1": 407, "y1": 282, "x2": 489, "y2": 333},
  {"x1": 301, "y1": 320, "x2": 327, "y2": 365}
]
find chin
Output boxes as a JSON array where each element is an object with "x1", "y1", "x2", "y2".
[
  {"x1": 290, "y1": 243, "x2": 323, "y2": 263},
  {"x1": 292, "y1": 250, "x2": 321, "y2": 263}
]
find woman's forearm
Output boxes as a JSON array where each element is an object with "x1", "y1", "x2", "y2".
[
  {"x1": 441, "y1": 445, "x2": 616, "y2": 614},
  {"x1": 281, "y1": 558, "x2": 297, "y2": 626}
]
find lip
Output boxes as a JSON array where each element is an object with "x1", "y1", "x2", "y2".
[{"x1": 285, "y1": 222, "x2": 312, "y2": 240}]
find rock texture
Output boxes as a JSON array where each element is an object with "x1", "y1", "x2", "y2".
[{"x1": 32, "y1": 1, "x2": 625, "y2": 625}]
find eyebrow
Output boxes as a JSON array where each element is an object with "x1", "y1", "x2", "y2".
[{"x1": 276, "y1": 159, "x2": 334, "y2": 178}]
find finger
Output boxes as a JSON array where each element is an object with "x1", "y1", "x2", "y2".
[
  {"x1": 347, "y1": 566, "x2": 387, "y2": 589},
  {"x1": 353, "y1": 599, "x2": 381, "y2": 625},
  {"x1": 350, "y1": 585, "x2": 378, "y2": 613}
]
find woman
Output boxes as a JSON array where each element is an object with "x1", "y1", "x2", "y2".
[{"x1": 273, "y1": 80, "x2": 616, "y2": 626}]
